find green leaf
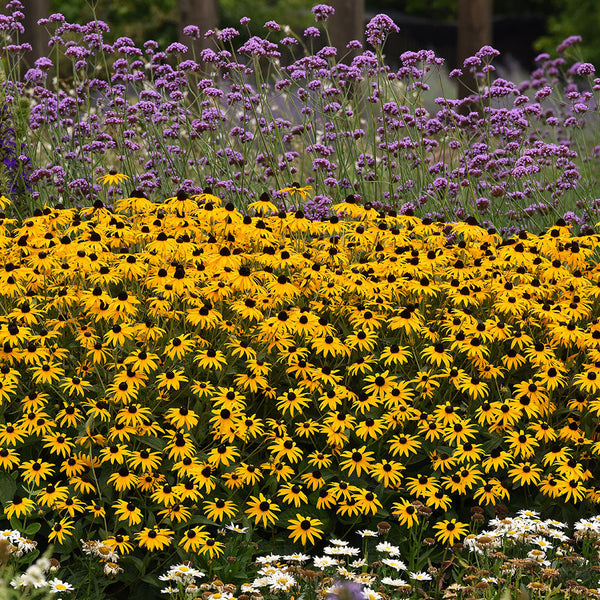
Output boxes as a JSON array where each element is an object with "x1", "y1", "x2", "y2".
[
  {"x1": 0, "y1": 473, "x2": 16, "y2": 503},
  {"x1": 137, "y1": 434, "x2": 166, "y2": 451},
  {"x1": 24, "y1": 522, "x2": 41, "y2": 536}
]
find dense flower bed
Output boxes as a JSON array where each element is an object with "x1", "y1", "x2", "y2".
[
  {"x1": 0, "y1": 187, "x2": 598, "y2": 591},
  {"x1": 1, "y1": 2, "x2": 600, "y2": 234}
]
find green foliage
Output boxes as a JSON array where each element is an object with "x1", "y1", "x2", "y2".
[
  {"x1": 220, "y1": 0, "x2": 313, "y2": 32},
  {"x1": 50, "y1": 0, "x2": 600, "y2": 66},
  {"x1": 366, "y1": 0, "x2": 552, "y2": 21},
  {"x1": 50, "y1": 0, "x2": 315, "y2": 44},
  {"x1": 535, "y1": 0, "x2": 600, "y2": 65},
  {"x1": 50, "y1": 0, "x2": 178, "y2": 47}
]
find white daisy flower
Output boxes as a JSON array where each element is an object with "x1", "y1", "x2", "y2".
[
  {"x1": 362, "y1": 587, "x2": 381, "y2": 600},
  {"x1": 381, "y1": 577, "x2": 408, "y2": 586},
  {"x1": 350, "y1": 558, "x2": 367, "y2": 568},
  {"x1": 324, "y1": 545, "x2": 361, "y2": 556},
  {"x1": 382, "y1": 558, "x2": 407, "y2": 571},
  {"x1": 283, "y1": 552, "x2": 310, "y2": 562},
  {"x1": 168, "y1": 564, "x2": 204, "y2": 581},
  {"x1": 376, "y1": 541, "x2": 400, "y2": 556},
  {"x1": 225, "y1": 523, "x2": 248, "y2": 534},
  {"x1": 268, "y1": 572, "x2": 296, "y2": 592},
  {"x1": 329, "y1": 538, "x2": 349, "y2": 546},
  {"x1": 49, "y1": 578, "x2": 74, "y2": 593},
  {"x1": 409, "y1": 571, "x2": 432, "y2": 581},
  {"x1": 358, "y1": 529, "x2": 378, "y2": 537},
  {"x1": 313, "y1": 556, "x2": 338, "y2": 568},
  {"x1": 251, "y1": 577, "x2": 270, "y2": 588},
  {"x1": 517, "y1": 509, "x2": 540, "y2": 519},
  {"x1": 255, "y1": 554, "x2": 281, "y2": 564}
]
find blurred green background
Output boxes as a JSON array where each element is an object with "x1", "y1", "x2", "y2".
[{"x1": 39, "y1": 0, "x2": 600, "y2": 65}]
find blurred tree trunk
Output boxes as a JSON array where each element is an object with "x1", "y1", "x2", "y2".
[
  {"x1": 179, "y1": 0, "x2": 219, "y2": 55},
  {"x1": 330, "y1": 0, "x2": 365, "y2": 111},
  {"x1": 457, "y1": 0, "x2": 493, "y2": 106},
  {"x1": 330, "y1": 0, "x2": 365, "y2": 60},
  {"x1": 20, "y1": 0, "x2": 50, "y2": 70}
]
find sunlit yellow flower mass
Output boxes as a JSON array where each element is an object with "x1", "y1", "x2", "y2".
[{"x1": 0, "y1": 191, "x2": 598, "y2": 560}]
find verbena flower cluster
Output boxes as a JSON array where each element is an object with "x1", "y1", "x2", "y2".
[
  {"x1": 0, "y1": 97, "x2": 32, "y2": 204},
  {"x1": 0, "y1": 2, "x2": 598, "y2": 233}
]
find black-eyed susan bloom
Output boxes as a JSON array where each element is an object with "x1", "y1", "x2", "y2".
[
  {"x1": 156, "y1": 369, "x2": 188, "y2": 391},
  {"x1": 136, "y1": 527, "x2": 174, "y2": 551},
  {"x1": 406, "y1": 474, "x2": 440, "y2": 497},
  {"x1": 307, "y1": 451, "x2": 333, "y2": 469},
  {"x1": 442, "y1": 420, "x2": 478, "y2": 446},
  {"x1": 197, "y1": 537, "x2": 225, "y2": 559},
  {"x1": 277, "y1": 482, "x2": 309, "y2": 507},
  {"x1": 113, "y1": 500, "x2": 143, "y2": 526},
  {"x1": 339, "y1": 446, "x2": 376, "y2": 477},
  {"x1": 107, "y1": 467, "x2": 139, "y2": 492},
  {"x1": 157, "y1": 503, "x2": 192, "y2": 524},
  {"x1": 388, "y1": 434, "x2": 422, "y2": 457},
  {"x1": 179, "y1": 526, "x2": 209, "y2": 553},
  {"x1": 46, "y1": 490, "x2": 80, "y2": 515},
  {"x1": 391, "y1": 500, "x2": 419, "y2": 528},
  {"x1": 363, "y1": 370, "x2": 397, "y2": 399},
  {"x1": 106, "y1": 534, "x2": 134, "y2": 555},
  {"x1": 97, "y1": 170, "x2": 129, "y2": 186},
  {"x1": 424, "y1": 489, "x2": 453, "y2": 511},
  {"x1": 245, "y1": 493, "x2": 280, "y2": 527},
  {"x1": 268, "y1": 437, "x2": 303, "y2": 464},
  {"x1": 278, "y1": 183, "x2": 312, "y2": 200},
  {"x1": 99, "y1": 444, "x2": 130, "y2": 466},
  {"x1": 151, "y1": 483, "x2": 180, "y2": 507},
  {"x1": 58, "y1": 375, "x2": 92, "y2": 397},
  {"x1": 0, "y1": 423, "x2": 26, "y2": 446},
  {"x1": 286, "y1": 514, "x2": 324, "y2": 546},
  {"x1": 203, "y1": 498, "x2": 238, "y2": 522},
  {"x1": 4, "y1": 494, "x2": 36, "y2": 520},
  {"x1": 127, "y1": 448, "x2": 162, "y2": 472},
  {"x1": 207, "y1": 443, "x2": 240, "y2": 467},
  {"x1": 20, "y1": 460, "x2": 54, "y2": 486},
  {"x1": 433, "y1": 518, "x2": 468, "y2": 546},
  {"x1": 48, "y1": 517, "x2": 75, "y2": 545},
  {"x1": 369, "y1": 459, "x2": 404, "y2": 488},
  {"x1": 473, "y1": 479, "x2": 509, "y2": 506},
  {"x1": 87, "y1": 503, "x2": 106, "y2": 520},
  {"x1": 31, "y1": 361, "x2": 64, "y2": 384},
  {"x1": 194, "y1": 347, "x2": 228, "y2": 370},
  {"x1": 353, "y1": 489, "x2": 382, "y2": 515},
  {"x1": 162, "y1": 334, "x2": 195, "y2": 361},
  {"x1": 37, "y1": 483, "x2": 69, "y2": 508},
  {"x1": 508, "y1": 462, "x2": 543, "y2": 487}
]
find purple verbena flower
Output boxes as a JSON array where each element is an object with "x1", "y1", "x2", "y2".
[
  {"x1": 303, "y1": 27, "x2": 320, "y2": 38},
  {"x1": 312, "y1": 4, "x2": 335, "y2": 22},
  {"x1": 217, "y1": 28, "x2": 240, "y2": 42},
  {"x1": 365, "y1": 14, "x2": 399, "y2": 47},
  {"x1": 166, "y1": 42, "x2": 188, "y2": 54},
  {"x1": 556, "y1": 35, "x2": 582, "y2": 53},
  {"x1": 183, "y1": 25, "x2": 200, "y2": 39},
  {"x1": 476, "y1": 45, "x2": 500, "y2": 58},
  {"x1": 577, "y1": 63, "x2": 595, "y2": 76}
]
